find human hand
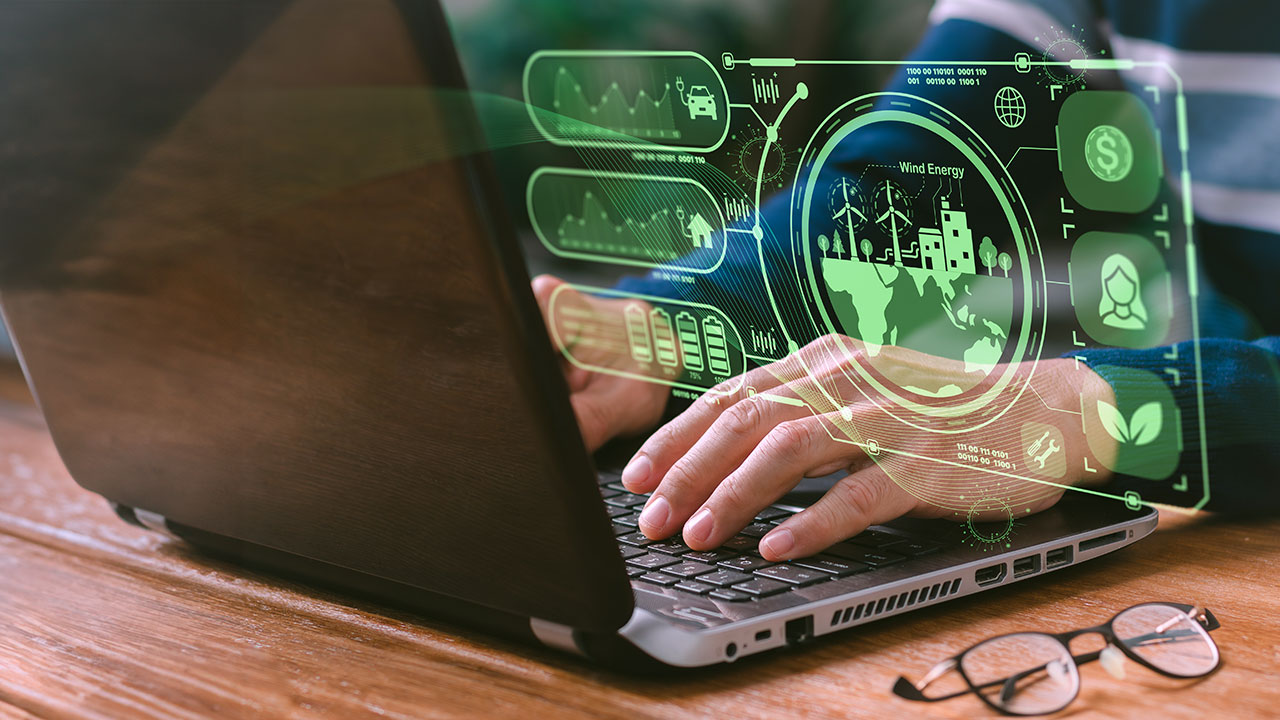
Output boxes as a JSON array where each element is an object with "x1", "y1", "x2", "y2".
[
  {"x1": 622, "y1": 335, "x2": 1117, "y2": 560},
  {"x1": 531, "y1": 275, "x2": 670, "y2": 451}
]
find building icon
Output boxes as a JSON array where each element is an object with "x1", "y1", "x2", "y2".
[
  {"x1": 919, "y1": 227, "x2": 946, "y2": 271},
  {"x1": 685, "y1": 212, "x2": 715, "y2": 249},
  {"x1": 915, "y1": 198, "x2": 976, "y2": 274},
  {"x1": 940, "y1": 198, "x2": 976, "y2": 274}
]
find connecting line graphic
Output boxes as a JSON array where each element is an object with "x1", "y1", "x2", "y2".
[
  {"x1": 1004, "y1": 146, "x2": 1058, "y2": 169},
  {"x1": 1026, "y1": 382, "x2": 1082, "y2": 416}
]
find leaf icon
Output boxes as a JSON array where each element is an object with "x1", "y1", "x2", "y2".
[
  {"x1": 1097, "y1": 399, "x2": 1129, "y2": 443},
  {"x1": 1128, "y1": 402, "x2": 1163, "y2": 446}
]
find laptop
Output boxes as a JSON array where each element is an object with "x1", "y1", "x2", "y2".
[{"x1": 0, "y1": 0, "x2": 1156, "y2": 668}]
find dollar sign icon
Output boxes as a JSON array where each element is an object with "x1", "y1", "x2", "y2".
[{"x1": 1084, "y1": 124, "x2": 1134, "y2": 182}]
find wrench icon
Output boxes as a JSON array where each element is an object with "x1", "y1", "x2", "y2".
[{"x1": 1033, "y1": 439, "x2": 1061, "y2": 469}]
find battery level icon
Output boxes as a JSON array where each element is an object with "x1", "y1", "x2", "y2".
[
  {"x1": 675, "y1": 312, "x2": 703, "y2": 372},
  {"x1": 703, "y1": 315, "x2": 732, "y2": 376},
  {"x1": 651, "y1": 308, "x2": 678, "y2": 367},
  {"x1": 625, "y1": 303, "x2": 652, "y2": 362}
]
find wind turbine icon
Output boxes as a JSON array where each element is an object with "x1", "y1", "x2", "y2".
[
  {"x1": 831, "y1": 177, "x2": 866, "y2": 256},
  {"x1": 874, "y1": 180, "x2": 911, "y2": 266}
]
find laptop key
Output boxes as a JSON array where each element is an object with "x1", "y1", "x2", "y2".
[
  {"x1": 825, "y1": 544, "x2": 908, "y2": 567},
  {"x1": 600, "y1": 488, "x2": 622, "y2": 499},
  {"x1": 718, "y1": 556, "x2": 774, "y2": 572},
  {"x1": 731, "y1": 578, "x2": 789, "y2": 597},
  {"x1": 847, "y1": 529, "x2": 906, "y2": 548},
  {"x1": 638, "y1": 572, "x2": 680, "y2": 587},
  {"x1": 793, "y1": 555, "x2": 869, "y2": 576},
  {"x1": 722, "y1": 535, "x2": 759, "y2": 552},
  {"x1": 700, "y1": 569, "x2": 753, "y2": 587},
  {"x1": 663, "y1": 561, "x2": 715, "y2": 578},
  {"x1": 626, "y1": 567, "x2": 645, "y2": 578},
  {"x1": 708, "y1": 589, "x2": 752, "y2": 602},
  {"x1": 739, "y1": 522, "x2": 776, "y2": 538},
  {"x1": 648, "y1": 539, "x2": 692, "y2": 556},
  {"x1": 628, "y1": 553, "x2": 680, "y2": 570},
  {"x1": 604, "y1": 505, "x2": 631, "y2": 518},
  {"x1": 605, "y1": 482, "x2": 630, "y2": 492},
  {"x1": 604, "y1": 493, "x2": 648, "y2": 508},
  {"x1": 619, "y1": 545, "x2": 647, "y2": 560},
  {"x1": 613, "y1": 513, "x2": 642, "y2": 527},
  {"x1": 617, "y1": 532, "x2": 654, "y2": 547},
  {"x1": 884, "y1": 539, "x2": 943, "y2": 557},
  {"x1": 611, "y1": 523, "x2": 630, "y2": 536},
  {"x1": 674, "y1": 580, "x2": 715, "y2": 595},
  {"x1": 683, "y1": 549, "x2": 738, "y2": 564},
  {"x1": 754, "y1": 506, "x2": 791, "y2": 522},
  {"x1": 754, "y1": 565, "x2": 828, "y2": 586}
]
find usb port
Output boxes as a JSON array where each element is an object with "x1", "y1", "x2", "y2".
[
  {"x1": 1046, "y1": 546, "x2": 1073, "y2": 568},
  {"x1": 1013, "y1": 555, "x2": 1040, "y2": 578},
  {"x1": 975, "y1": 563, "x2": 1007, "y2": 586}
]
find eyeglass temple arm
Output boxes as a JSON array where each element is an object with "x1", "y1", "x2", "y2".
[{"x1": 893, "y1": 658, "x2": 975, "y2": 703}]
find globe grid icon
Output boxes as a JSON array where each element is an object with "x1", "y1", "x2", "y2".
[{"x1": 994, "y1": 86, "x2": 1026, "y2": 128}]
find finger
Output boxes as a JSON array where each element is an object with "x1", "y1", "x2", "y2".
[
  {"x1": 636, "y1": 389, "x2": 809, "y2": 539},
  {"x1": 531, "y1": 274, "x2": 579, "y2": 378},
  {"x1": 683, "y1": 413, "x2": 867, "y2": 550},
  {"x1": 568, "y1": 376, "x2": 655, "y2": 448},
  {"x1": 759, "y1": 465, "x2": 917, "y2": 561},
  {"x1": 620, "y1": 361, "x2": 791, "y2": 494}
]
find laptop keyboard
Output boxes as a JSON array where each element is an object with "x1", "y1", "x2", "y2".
[{"x1": 599, "y1": 477, "x2": 943, "y2": 602}]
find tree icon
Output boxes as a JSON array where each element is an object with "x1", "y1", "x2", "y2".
[
  {"x1": 817, "y1": 234, "x2": 830, "y2": 257},
  {"x1": 998, "y1": 251, "x2": 1012, "y2": 277},
  {"x1": 860, "y1": 238, "x2": 873, "y2": 262},
  {"x1": 979, "y1": 236, "x2": 998, "y2": 275},
  {"x1": 833, "y1": 229, "x2": 845, "y2": 258}
]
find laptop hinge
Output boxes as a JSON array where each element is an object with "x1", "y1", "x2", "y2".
[{"x1": 530, "y1": 617, "x2": 585, "y2": 657}]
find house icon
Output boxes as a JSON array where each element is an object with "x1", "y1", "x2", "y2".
[{"x1": 686, "y1": 212, "x2": 715, "y2": 249}]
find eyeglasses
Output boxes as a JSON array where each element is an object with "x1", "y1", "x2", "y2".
[{"x1": 893, "y1": 602, "x2": 1221, "y2": 716}]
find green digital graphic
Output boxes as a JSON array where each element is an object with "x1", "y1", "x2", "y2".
[
  {"x1": 1021, "y1": 422, "x2": 1066, "y2": 479},
  {"x1": 993, "y1": 86, "x2": 1026, "y2": 128},
  {"x1": 793, "y1": 93, "x2": 1038, "y2": 426},
  {"x1": 517, "y1": 45, "x2": 1208, "y2": 515},
  {"x1": 1084, "y1": 366, "x2": 1180, "y2": 480},
  {"x1": 1071, "y1": 231, "x2": 1171, "y2": 348},
  {"x1": 1058, "y1": 91, "x2": 1162, "y2": 212},
  {"x1": 549, "y1": 284, "x2": 746, "y2": 393},
  {"x1": 527, "y1": 168, "x2": 726, "y2": 272},
  {"x1": 523, "y1": 51, "x2": 729, "y2": 151}
]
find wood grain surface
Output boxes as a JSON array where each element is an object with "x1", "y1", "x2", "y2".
[{"x1": 0, "y1": 360, "x2": 1276, "y2": 720}]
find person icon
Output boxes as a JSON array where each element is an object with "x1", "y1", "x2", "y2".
[{"x1": 1098, "y1": 252, "x2": 1147, "y2": 330}]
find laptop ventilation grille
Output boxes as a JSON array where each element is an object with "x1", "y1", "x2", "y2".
[{"x1": 828, "y1": 577, "x2": 963, "y2": 628}]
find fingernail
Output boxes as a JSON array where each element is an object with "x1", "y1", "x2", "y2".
[
  {"x1": 684, "y1": 508, "x2": 715, "y2": 545},
  {"x1": 621, "y1": 454, "x2": 651, "y2": 490},
  {"x1": 761, "y1": 528, "x2": 795, "y2": 559},
  {"x1": 638, "y1": 495, "x2": 670, "y2": 533}
]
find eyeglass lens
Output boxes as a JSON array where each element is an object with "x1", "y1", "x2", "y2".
[
  {"x1": 1112, "y1": 604, "x2": 1219, "y2": 677},
  {"x1": 960, "y1": 632, "x2": 1079, "y2": 714}
]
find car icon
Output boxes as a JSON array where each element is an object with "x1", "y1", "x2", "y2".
[{"x1": 686, "y1": 85, "x2": 717, "y2": 120}]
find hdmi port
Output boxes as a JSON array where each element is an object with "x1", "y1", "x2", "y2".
[{"x1": 975, "y1": 563, "x2": 1007, "y2": 586}]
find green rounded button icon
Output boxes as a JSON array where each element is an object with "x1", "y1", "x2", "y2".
[
  {"x1": 1057, "y1": 91, "x2": 1161, "y2": 213},
  {"x1": 1084, "y1": 124, "x2": 1133, "y2": 182}
]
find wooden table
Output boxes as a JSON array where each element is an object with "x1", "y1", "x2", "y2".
[{"x1": 0, "y1": 361, "x2": 1276, "y2": 719}]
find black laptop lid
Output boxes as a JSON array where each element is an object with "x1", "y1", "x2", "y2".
[{"x1": 0, "y1": 0, "x2": 634, "y2": 631}]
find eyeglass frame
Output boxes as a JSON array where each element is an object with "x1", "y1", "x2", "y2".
[{"x1": 892, "y1": 601, "x2": 1222, "y2": 716}]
